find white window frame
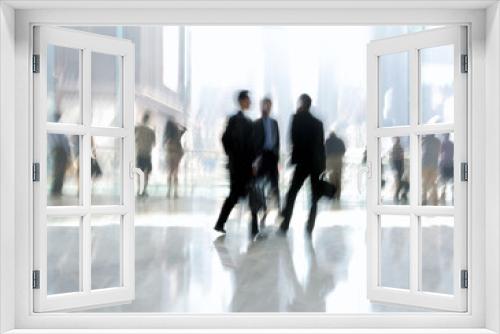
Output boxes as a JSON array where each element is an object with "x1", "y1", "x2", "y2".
[
  {"x1": 32, "y1": 25, "x2": 136, "y2": 312},
  {"x1": 0, "y1": 2, "x2": 498, "y2": 333},
  {"x1": 366, "y1": 26, "x2": 468, "y2": 312}
]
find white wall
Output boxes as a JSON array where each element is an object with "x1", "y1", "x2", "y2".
[
  {"x1": 485, "y1": 2, "x2": 500, "y2": 333},
  {"x1": 0, "y1": 2, "x2": 16, "y2": 334}
]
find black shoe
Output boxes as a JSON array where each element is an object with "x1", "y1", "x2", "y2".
[
  {"x1": 306, "y1": 225, "x2": 314, "y2": 235},
  {"x1": 214, "y1": 225, "x2": 226, "y2": 234},
  {"x1": 278, "y1": 224, "x2": 288, "y2": 234}
]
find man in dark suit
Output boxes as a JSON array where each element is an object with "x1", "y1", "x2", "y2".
[
  {"x1": 280, "y1": 94, "x2": 326, "y2": 234},
  {"x1": 253, "y1": 97, "x2": 280, "y2": 209},
  {"x1": 214, "y1": 90, "x2": 259, "y2": 236}
]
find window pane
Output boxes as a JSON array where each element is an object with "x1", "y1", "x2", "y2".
[
  {"x1": 47, "y1": 45, "x2": 81, "y2": 124},
  {"x1": 91, "y1": 137, "x2": 122, "y2": 205},
  {"x1": 378, "y1": 52, "x2": 410, "y2": 127},
  {"x1": 420, "y1": 45, "x2": 454, "y2": 124},
  {"x1": 47, "y1": 134, "x2": 80, "y2": 206},
  {"x1": 421, "y1": 216, "x2": 454, "y2": 294},
  {"x1": 162, "y1": 26, "x2": 180, "y2": 92},
  {"x1": 47, "y1": 216, "x2": 81, "y2": 294},
  {"x1": 91, "y1": 52, "x2": 123, "y2": 127},
  {"x1": 380, "y1": 215, "x2": 410, "y2": 289},
  {"x1": 421, "y1": 133, "x2": 454, "y2": 206},
  {"x1": 380, "y1": 136, "x2": 410, "y2": 205},
  {"x1": 91, "y1": 215, "x2": 122, "y2": 289}
]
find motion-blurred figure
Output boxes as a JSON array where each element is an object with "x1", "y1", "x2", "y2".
[
  {"x1": 439, "y1": 134, "x2": 454, "y2": 205},
  {"x1": 253, "y1": 97, "x2": 280, "y2": 210},
  {"x1": 422, "y1": 134, "x2": 441, "y2": 205},
  {"x1": 280, "y1": 94, "x2": 326, "y2": 234},
  {"x1": 163, "y1": 116, "x2": 186, "y2": 198},
  {"x1": 49, "y1": 112, "x2": 71, "y2": 197},
  {"x1": 390, "y1": 137, "x2": 405, "y2": 203},
  {"x1": 135, "y1": 111, "x2": 156, "y2": 196},
  {"x1": 214, "y1": 90, "x2": 259, "y2": 236},
  {"x1": 325, "y1": 131, "x2": 345, "y2": 201}
]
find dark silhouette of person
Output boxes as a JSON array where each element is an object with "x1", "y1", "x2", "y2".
[
  {"x1": 253, "y1": 97, "x2": 280, "y2": 210},
  {"x1": 49, "y1": 112, "x2": 71, "y2": 197},
  {"x1": 325, "y1": 131, "x2": 346, "y2": 200},
  {"x1": 280, "y1": 94, "x2": 326, "y2": 234},
  {"x1": 422, "y1": 134, "x2": 441, "y2": 205},
  {"x1": 135, "y1": 111, "x2": 156, "y2": 196},
  {"x1": 163, "y1": 116, "x2": 186, "y2": 198},
  {"x1": 439, "y1": 133, "x2": 454, "y2": 204},
  {"x1": 214, "y1": 90, "x2": 259, "y2": 236},
  {"x1": 390, "y1": 137, "x2": 405, "y2": 203}
]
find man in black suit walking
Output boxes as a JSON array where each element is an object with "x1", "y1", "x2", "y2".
[
  {"x1": 253, "y1": 97, "x2": 280, "y2": 209},
  {"x1": 214, "y1": 90, "x2": 259, "y2": 236},
  {"x1": 280, "y1": 94, "x2": 326, "y2": 234}
]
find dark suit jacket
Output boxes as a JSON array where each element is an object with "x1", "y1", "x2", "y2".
[
  {"x1": 290, "y1": 111, "x2": 326, "y2": 174},
  {"x1": 253, "y1": 117, "x2": 280, "y2": 158},
  {"x1": 222, "y1": 111, "x2": 255, "y2": 173}
]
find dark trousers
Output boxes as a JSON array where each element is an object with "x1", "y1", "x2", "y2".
[
  {"x1": 215, "y1": 168, "x2": 258, "y2": 233},
  {"x1": 257, "y1": 150, "x2": 280, "y2": 208},
  {"x1": 281, "y1": 164, "x2": 321, "y2": 232}
]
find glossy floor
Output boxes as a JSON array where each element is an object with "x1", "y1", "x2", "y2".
[{"x1": 50, "y1": 190, "x2": 453, "y2": 313}]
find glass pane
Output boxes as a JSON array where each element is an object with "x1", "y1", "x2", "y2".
[
  {"x1": 378, "y1": 52, "x2": 410, "y2": 127},
  {"x1": 91, "y1": 137, "x2": 122, "y2": 205},
  {"x1": 47, "y1": 216, "x2": 80, "y2": 294},
  {"x1": 420, "y1": 45, "x2": 454, "y2": 124},
  {"x1": 91, "y1": 52, "x2": 123, "y2": 127},
  {"x1": 91, "y1": 215, "x2": 122, "y2": 289},
  {"x1": 421, "y1": 216, "x2": 454, "y2": 294},
  {"x1": 47, "y1": 45, "x2": 81, "y2": 124},
  {"x1": 47, "y1": 134, "x2": 80, "y2": 206},
  {"x1": 380, "y1": 215, "x2": 410, "y2": 289},
  {"x1": 421, "y1": 133, "x2": 454, "y2": 206},
  {"x1": 380, "y1": 136, "x2": 410, "y2": 205}
]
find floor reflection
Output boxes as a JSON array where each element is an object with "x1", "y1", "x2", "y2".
[{"x1": 61, "y1": 193, "x2": 449, "y2": 313}]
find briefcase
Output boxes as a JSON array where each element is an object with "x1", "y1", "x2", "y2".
[
  {"x1": 249, "y1": 178, "x2": 266, "y2": 212},
  {"x1": 319, "y1": 171, "x2": 337, "y2": 199}
]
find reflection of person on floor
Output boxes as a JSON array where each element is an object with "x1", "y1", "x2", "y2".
[
  {"x1": 439, "y1": 134, "x2": 454, "y2": 204},
  {"x1": 163, "y1": 116, "x2": 186, "y2": 198},
  {"x1": 422, "y1": 134, "x2": 441, "y2": 205},
  {"x1": 135, "y1": 111, "x2": 156, "y2": 196},
  {"x1": 390, "y1": 137, "x2": 405, "y2": 203},
  {"x1": 253, "y1": 97, "x2": 280, "y2": 211},
  {"x1": 213, "y1": 234, "x2": 303, "y2": 311},
  {"x1": 49, "y1": 112, "x2": 71, "y2": 197},
  {"x1": 214, "y1": 90, "x2": 259, "y2": 236},
  {"x1": 325, "y1": 131, "x2": 346, "y2": 201},
  {"x1": 280, "y1": 94, "x2": 326, "y2": 234}
]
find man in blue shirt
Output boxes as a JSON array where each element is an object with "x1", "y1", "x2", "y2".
[{"x1": 253, "y1": 97, "x2": 280, "y2": 210}]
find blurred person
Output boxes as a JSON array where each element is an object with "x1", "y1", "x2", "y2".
[
  {"x1": 422, "y1": 134, "x2": 441, "y2": 205},
  {"x1": 390, "y1": 137, "x2": 405, "y2": 203},
  {"x1": 214, "y1": 90, "x2": 259, "y2": 236},
  {"x1": 325, "y1": 131, "x2": 346, "y2": 201},
  {"x1": 90, "y1": 137, "x2": 102, "y2": 180},
  {"x1": 279, "y1": 94, "x2": 326, "y2": 235},
  {"x1": 439, "y1": 134, "x2": 454, "y2": 204},
  {"x1": 163, "y1": 116, "x2": 186, "y2": 198},
  {"x1": 49, "y1": 112, "x2": 71, "y2": 197},
  {"x1": 135, "y1": 111, "x2": 156, "y2": 196},
  {"x1": 253, "y1": 97, "x2": 280, "y2": 211}
]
